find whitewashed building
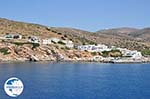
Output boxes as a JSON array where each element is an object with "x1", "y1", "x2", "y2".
[
  {"x1": 4, "y1": 34, "x2": 22, "y2": 39},
  {"x1": 117, "y1": 48, "x2": 129, "y2": 55},
  {"x1": 51, "y1": 38, "x2": 60, "y2": 43},
  {"x1": 13, "y1": 34, "x2": 22, "y2": 39},
  {"x1": 125, "y1": 51, "x2": 142, "y2": 58},
  {"x1": 117, "y1": 48, "x2": 142, "y2": 58},
  {"x1": 42, "y1": 38, "x2": 60, "y2": 44},
  {"x1": 78, "y1": 44, "x2": 110, "y2": 52},
  {"x1": 42, "y1": 37, "x2": 74, "y2": 48},
  {"x1": 42, "y1": 39, "x2": 52, "y2": 45},
  {"x1": 61, "y1": 40, "x2": 74, "y2": 48},
  {"x1": 78, "y1": 45, "x2": 93, "y2": 51},
  {"x1": 28, "y1": 36, "x2": 40, "y2": 43}
]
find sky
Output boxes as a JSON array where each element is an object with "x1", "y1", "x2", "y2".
[{"x1": 0, "y1": 0, "x2": 150, "y2": 31}]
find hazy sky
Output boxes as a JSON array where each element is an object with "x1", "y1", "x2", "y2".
[{"x1": 0, "y1": 0, "x2": 149, "y2": 31}]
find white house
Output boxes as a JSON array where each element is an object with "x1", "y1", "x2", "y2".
[
  {"x1": 28, "y1": 36, "x2": 40, "y2": 43},
  {"x1": 78, "y1": 44, "x2": 110, "y2": 52},
  {"x1": 51, "y1": 38, "x2": 60, "y2": 43},
  {"x1": 117, "y1": 48, "x2": 142, "y2": 58},
  {"x1": 117, "y1": 48, "x2": 129, "y2": 55},
  {"x1": 13, "y1": 34, "x2": 22, "y2": 39},
  {"x1": 61, "y1": 40, "x2": 74, "y2": 48},
  {"x1": 92, "y1": 44, "x2": 110, "y2": 52},
  {"x1": 42, "y1": 39, "x2": 52, "y2": 45},
  {"x1": 42, "y1": 38, "x2": 60, "y2": 44},
  {"x1": 4, "y1": 34, "x2": 22, "y2": 39},
  {"x1": 42, "y1": 38, "x2": 74, "y2": 47},
  {"x1": 78, "y1": 45, "x2": 93, "y2": 51},
  {"x1": 4, "y1": 34, "x2": 14, "y2": 39},
  {"x1": 125, "y1": 51, "x2": 142, "y2": 59}
]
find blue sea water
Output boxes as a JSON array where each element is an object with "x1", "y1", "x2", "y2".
[{"x1": 0, "y1": 62, "x2": 150, "y2": 99}]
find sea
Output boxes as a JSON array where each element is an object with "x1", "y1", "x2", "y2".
[{"x1": 0, "y1": 62, "x2": 150, "y2": 99}]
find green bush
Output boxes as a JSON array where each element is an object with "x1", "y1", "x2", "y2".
[
  {"x1": 88, "y1": 41, "x2": 97, "y2": 45},
  {"x1": 13, "y1": 42, "x2": 25, "y2": 46},
  {"x1": 12, "y1": 42, "x2": 40, "y2": 49},
  {"x1": 141, "y1": 49, "x2": 150, "y2": 55},
  {"x1": 0, "y1": 48, "x2": 11, "y2": 55},
  {"x1": 110, "y1": 49, "x2": 120, "y2": 53},
  {"x1": 102, "y1": 51, "x2": 109, "y2": 57},
  {"x1": 61, "y1": 47, "x2": 65, "y2": 50},
  {"x1": 58, "y1": 41, "x2": 65, "y2": 45},
  {"x1": 51, "y1": 30, "x2": 57, "y2": 33},
  {"x1": 61, "y1": 37, "x2": 66, "y2": 40},
  {"x1": 64, "y1": 35, "x2": 67, "y2": 38},
  {"x1": 51, "y1": 41, "x2": 56, "y2": 44},
  {"x1": 65, "y1": 47, "x2": 70, "y2": 50},
  {"x1": 91, "y1": 52, "x2": 97, "y2": 56},
  {"x1": 57, "y1": 32, "x2": 62, "y2": 35},
  {"x1": 32, "y1": 43, "x2": 40, "y2": 49},
  {"x1": 102, "y1": 50, "x2": 122, "y2": 57},
  {"x1": 82, "y1": 42, "x2": 86, "y2": 45}
]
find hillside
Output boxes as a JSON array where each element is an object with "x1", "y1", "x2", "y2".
[
  {"x1": 0, "y1": 18, "x2": 61, "y2": 39},
  {"x1": 0, "y1": 18, "x2": 150, "y2": 51},
  {"x1": 0, "y1": 18, "x2": 97, "y2": 45},
  {"x1": 128, "y1": 28, "x2": 150, "y2": 41},
  {"x1": 96, "y1": 27, "x2": 150, "y2": 42},
  {"x1": 97, "y1": 27, "x2": 139, "y2": 34},
  {"x1": 96, "y1": 27, "x2": 150, "y2": 50}
]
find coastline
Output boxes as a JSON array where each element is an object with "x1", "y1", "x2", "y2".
[{"x1": 0, "y1": 58, "x2": 150, "y2": 64}]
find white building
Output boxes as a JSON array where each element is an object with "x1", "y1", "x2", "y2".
[
  {"x1": 78, "y1": 45, "x2": 93, "y2": 51},
  {"x1": 117, "y1": 48, "x2": 129, "y2": 55},
  {"x1": 51, "y1": 38, "x2": 60, "y2": 43},
  {"x1": 61, "y1": 40, "x2": 74, "y2": 48},
  {"x1": 4, "y1": 34, "x2": 13, "y2": 39},
  {"x1": 78, "y1": 44, "x2": 110, "y2": 52},
  {"x1": 125, "y1": 51, "x2": 142, "y2": 59},
  {"x1": 117, "y1": 48, "x2": 142, "y2": 59},
  {"x1": 42, "y1": 39, "x2": 52, "y2": 45},
  {"x1": 4, "y1": 34, "x2": 22, "y2": 39},
  {"x1": 28, "y1": 36, "x2": 40, "y2": 43},
  {"x1": 13, "y1": 34, "x2": 22, "y2": 39},
  {"x1": 42, "y1": 38, "x2": 60, "y2": 44},
  {"x1": 42, "y1": 38, "x2": 74, "y2": 48}
]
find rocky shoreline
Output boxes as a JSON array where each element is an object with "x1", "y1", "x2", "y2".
[
  {"x1": 0, "y1": 41, "x2": 149, "y2": 64},
  {"x1": 0, "y1": 57, "x2": 150, "y2": 64}
]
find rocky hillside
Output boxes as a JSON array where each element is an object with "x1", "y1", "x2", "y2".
[
  {"x1": 0, "y1": 18, "x2": 97, "y2": 45},
  {"x1": 0, "y1": 18, "x2": 61, "y2": 39},
  {"x1": 96, "y1": 27, "x2": 150, "y2": 50},
  {"x1": 0, "y1": 18, "x2": 150, "y2": 51},
  {"x1": 128, "y1": 28, "x2": 150, "y2": 41},
  {"x1": 0, "y1": 41, "x2": 95, "y2": 62},
  {"x1": 49, "y1": 27, "x2": 150, "y2": 50},
  {"x1": 97, "y1": 27, "x2": 139, "y2": 34},
  {"x1": 96, "y1": 27, "x2": 150, "y2": 42}
]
